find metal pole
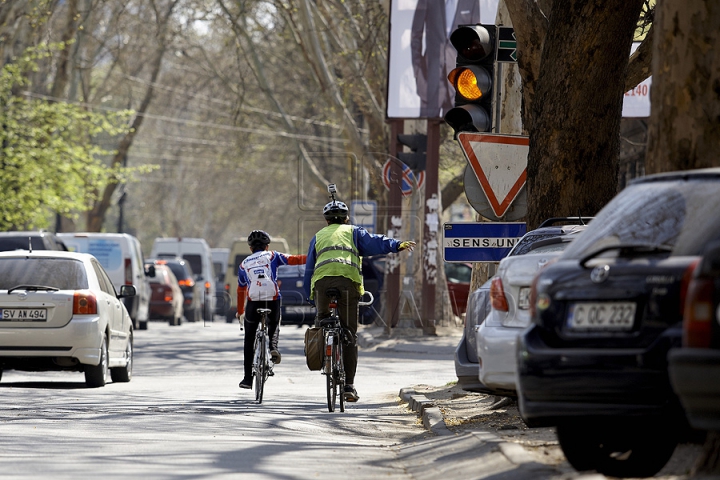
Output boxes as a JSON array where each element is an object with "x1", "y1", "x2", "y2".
[
  {"x1": 421, "y1": 119, "x2": 440, "y2": 335},
  {"x1": 385, "y1": 120, "x2": 404, "y2": 334}
]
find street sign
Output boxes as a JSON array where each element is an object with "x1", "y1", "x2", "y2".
[
  {"x1": 382, "y1": 159, "x2": 425, "y2": 197},
  {"x1": 464, "y1": 165, "x2": 527, "y2": 221},
  {"x1": 350, "y1": 200, "x2": 376, "y2": 233},
  {"x1": 457, "y1": 132, "x2": 529, "y2": 219},
  {"x1": 443, "y1": 222, "x2": 527, "y2": 262},
  {"x1": 496, "y1": 27, "x2": 518, "y2": 63}
]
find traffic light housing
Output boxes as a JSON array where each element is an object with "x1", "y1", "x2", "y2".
[
  {"x1": 397, "y1": 133, "x2": 427, "y2": 173},
  {"x1": 445, "y1": 25, "x2": 496, "y2": 135}
]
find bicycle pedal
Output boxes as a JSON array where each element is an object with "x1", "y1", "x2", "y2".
[{"x1": 268, "y1": 369, "x2": 274, "y2": 376}]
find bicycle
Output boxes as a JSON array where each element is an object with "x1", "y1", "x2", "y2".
[
  {"x1": 320, "y1": 288, "x2": 374, "y2": 412},
  {"x1": 252, "y1": 308, "x2": 273, "y2": 403}
]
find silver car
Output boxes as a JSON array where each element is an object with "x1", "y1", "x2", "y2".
[{"x1": 0, "y1": 250, "x2": 135, "y2": 387}]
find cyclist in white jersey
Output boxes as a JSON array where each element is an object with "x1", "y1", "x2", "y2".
[{"x1": 237, "y1": 230, "x2": 306, "y2": 389}]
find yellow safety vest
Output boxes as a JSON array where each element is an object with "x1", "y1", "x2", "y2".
[{"x1": 310, "y1": 224, "x2": 364, "y2": 298}]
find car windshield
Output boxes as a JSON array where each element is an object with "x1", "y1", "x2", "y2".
[
  {"x1": 509, "y1": 233, "x2": 563, "y2": 256},
  {"x1": 165, "y1": 262, "x2": 191, "y2": 281},
  {"x1": 182, "y1": 254, "x2": 203, "y2": 279},
  {"x1": 563, "y1": 178, "x2": 720, "y2": 260},
  {"x1": 278, "y1": 265, "x2": 304, "y2": 278},
  {"x1": 0, "y1": 257, "x2": 88, "y2": 290},
  {"x1": 445, "y1": 263, "x2": 471, "y2": 283}
]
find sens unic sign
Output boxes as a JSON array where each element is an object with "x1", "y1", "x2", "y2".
[{"x1": 443, "y1": 222, "x2": 527, "y2": 262}]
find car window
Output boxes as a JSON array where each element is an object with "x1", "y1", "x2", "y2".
[
  {"x1": 508, "y1": 232, "x2": 561, "y2": 256},
  {"x1": 92, "y1": 260, "x2": 116, "y2": 295},
  {"x1": 563, "y1": 179, "x2": 720, "y2": 259},
  {"x1": 183, "y1": 254, "x2": 203, "y2": 279},
  {"x1": 278, "y1": 265, "x2": 304, "y2": 278},
  {"x1": 528, "y1": 241, "x2": 573, "y2": 254},
  {"x1": 0, "y1": 236, "x2": 47, "y2": 252},
  {"x1": 445, "y1": 263, "x2": 472, "y2": 283},
  {"x1": 0, "y1": 258, "x2": 88, "y2": 289},
  {"x1": 233, "y1": 254, "x2": 249, "y2": 276}
]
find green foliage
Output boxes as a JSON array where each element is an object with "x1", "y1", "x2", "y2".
[{"x1": 0, "y1": 46, "x2": 135, "y2": 230}]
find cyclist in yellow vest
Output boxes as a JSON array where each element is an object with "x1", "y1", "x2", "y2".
[{"x1": 303, "y1": 199, "x2": 415, "y2": 402}]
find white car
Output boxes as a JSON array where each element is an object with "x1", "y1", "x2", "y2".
[
  {"x1": 0, "y1": 250, "x2": 135, "y2": 387},
  {"x1": 476, "y1": 235, "x2": 579, "y2": 396}
]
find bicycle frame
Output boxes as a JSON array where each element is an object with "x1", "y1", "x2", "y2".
[{"x1": 252, "y1": 308, "x2": 272, "y2": 403}]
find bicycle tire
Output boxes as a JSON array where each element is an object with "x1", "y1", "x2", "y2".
[
  {"x1": 255, "y1": 334, "x2": 267, "y2": 403},
  {"x1": 337, "y1": 340, "x2": 345, "y2": 412},
  {"x1": 326, "y1": 354, "x2": 336, "y2": 412}
]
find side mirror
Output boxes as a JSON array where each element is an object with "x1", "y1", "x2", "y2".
[
  {"x1": 145, "y1": 265, "x2": 156, "y2": 278},
  {"x1": 119, "y1": 285, "x2": 137, "y2": 298}
]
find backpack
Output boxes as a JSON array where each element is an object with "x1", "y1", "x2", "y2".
[{"x1": 242, "y1": 252, "x2": 277, "y2": 301}]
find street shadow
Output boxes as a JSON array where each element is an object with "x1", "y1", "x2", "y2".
[{"x1": 0, "y1": 381, "x2": 88, "y2": 389}]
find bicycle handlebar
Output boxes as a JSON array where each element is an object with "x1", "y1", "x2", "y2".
[{"x1": 358, "y1": 291, "x2": 374, "y2": 306}]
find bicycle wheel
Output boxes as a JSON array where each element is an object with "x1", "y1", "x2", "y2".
[
  {"x1": 255, "y1": 334, "x2": 267, "y2": 403},
  {"x1": 325, "y1": 354, "x2": 336, "y2": 412},
  {"x1": 338, "y1": 342, "x2": 345, "y2": 412}
]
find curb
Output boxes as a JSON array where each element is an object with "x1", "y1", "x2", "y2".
[{"x1": 399, "y1": 388, "x2": 454, "y2": 436}]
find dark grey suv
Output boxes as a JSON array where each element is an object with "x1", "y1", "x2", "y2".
[{"x1": 0, "y1": 231, "x2": 68, "y2": 251}]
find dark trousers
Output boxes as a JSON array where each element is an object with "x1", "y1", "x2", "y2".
[
  {"x1": 314, "y1": 276, "x2": 360, "y2": 384},
  {"x1": 243, "y1": 299, "x2": 280, "y2": 378}
]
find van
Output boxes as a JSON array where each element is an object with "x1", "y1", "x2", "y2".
[
  {"x1": 58, "y1": 232, "x2": 151, "y2": 329},
  {"x1": 222, "y1": 235, "x2": 291, "y2": 323},
  {"x1": 150, "y1": 238, "x2": 216, "y2": 321}
]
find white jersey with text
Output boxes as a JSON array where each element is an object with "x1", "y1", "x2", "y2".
[{"x1": 240, "y1": 251, "x2": 279, "y2": 301}]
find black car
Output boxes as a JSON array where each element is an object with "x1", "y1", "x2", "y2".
[
  {"x1": 0, "y1": 231, "x2": 68, "y2": 251},
  {"x1": 454, "y1": 217, "x2": 590, "y2": 393},
  {"x1": 517, "y1": 169, "x2": 720, "y2": 477},
  {"x1": 669, "y1": 241, "x2": 720, "y2": 432}
]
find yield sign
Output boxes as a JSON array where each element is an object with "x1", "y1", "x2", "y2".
[{"x1": 457, "y1": 132, "x2": 529, "y2": 218}]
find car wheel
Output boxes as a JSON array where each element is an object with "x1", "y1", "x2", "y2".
[
  {"x1": 110, "y1": 332, "x2": 133, "y2": 383},
  {"x1": 226, "y1": 310, "x2": 235, "y2": 323},
  {"x1": 0, "y1": 369, "x2": 3, "y2": 382},
  {"x1": 558, "y1": 420, "x2": 678, "y2": 478},
  {"x1": 85, "y1": 334, "x2": 108, "y2": 388},
  {"x1": 138, "y1": 321, "x2": 148, "y2": 330}
]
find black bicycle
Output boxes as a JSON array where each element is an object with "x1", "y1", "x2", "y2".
[
  {"x1": 252, "y1": 308, "x2": 273, "y2": 403},
  {"x1": 320, "y1": 289, "x2": 374, "y2": 412}
]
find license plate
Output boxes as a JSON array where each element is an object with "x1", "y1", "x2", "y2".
[
  {"x1": 284, "y1": 306, "x2": 315, "y2": 314},
  {"x1": 567, "y1": 302, "x2": 635, "y2": 330},
  {"x1": 0, "y1": 308, "x2": 48, "y2": 321},
  {"x1": 518, "y1": 287, "x2": 530, "y2": 310}
]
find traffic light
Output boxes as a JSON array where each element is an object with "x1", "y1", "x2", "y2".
[
  {"x1": 445, "y1": 25, "x2": 496, "y2": 135},
  {"x1": 397, "y1": 133, "x2": 427, "y2": 173}
]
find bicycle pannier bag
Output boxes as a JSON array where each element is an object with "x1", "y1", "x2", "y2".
[{"x1": 304, "y1": 326, "x2": 324, "y2": 371}]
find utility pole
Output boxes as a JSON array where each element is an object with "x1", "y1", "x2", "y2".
[
  {"x1": 421, "y1": 119, "x2": 440, "y2": 335},
  {"x1": 385, "y1": 119, "x2": 404, "y2": 334}
]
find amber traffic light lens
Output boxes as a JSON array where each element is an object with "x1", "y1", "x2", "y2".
[{"x1": 457, "y1": 69, "x2": 482, "y2": 100}]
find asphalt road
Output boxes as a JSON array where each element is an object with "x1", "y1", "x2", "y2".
[{"x1": 0, "y1": 319, "x2": 457, "y2": 479}]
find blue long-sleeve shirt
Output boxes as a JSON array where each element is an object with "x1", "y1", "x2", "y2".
[{"x1": 303, "y1": 225, "x2": 401, "y2": 299}]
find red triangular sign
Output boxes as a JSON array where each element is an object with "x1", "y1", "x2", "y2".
[{"x1": 457, "y1": 133, "x2": 529, "y2": 218}]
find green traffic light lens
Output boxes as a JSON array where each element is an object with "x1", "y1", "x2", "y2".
[{"x1": 457, "y1": 69, "x2": 482, "y2": 100}]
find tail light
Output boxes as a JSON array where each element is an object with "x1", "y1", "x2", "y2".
[
  {"x1": 204, "y1": 281, "x2": 211, "y2": 292},
  {"x1": 683, "y1": 261, "x2": 713, "y2": 348},
  {"x1": 529, "y1": 274, "x2": 540, "y2": 319},
  {"x1": 178, "y1": 278, "x2": 195, "y2": 288},
  {"x1": 490, "y1": 277, "x2": 509, "y2": 312},
  {"x1": 73, "y1": 291, "x2": 98, "y2": 315},
  {"x1": 164, "y1": 293, "x2": 174, "y2": 302},
  {"x1": 225, "y1": 284, "x2": 230, "y2": 292},
  {"x1": 124, "y1": 258, "x2": 132, "y2": 285}
]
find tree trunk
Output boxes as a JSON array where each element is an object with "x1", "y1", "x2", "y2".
[
  {"x1": 645, "y1": 0, "x2": 720, "y2": 173},
  {"x1": 526, "y1": 0, "x2": 643, "y2": 229}
]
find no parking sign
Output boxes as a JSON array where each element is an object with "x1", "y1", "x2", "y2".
[{"x1": 382, "y1": 160, "x2": 424, "y2": 197}]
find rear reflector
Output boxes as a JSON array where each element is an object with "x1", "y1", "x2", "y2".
[{"x1": 73, "y1": 291, "x2": 98, "y2": 315}]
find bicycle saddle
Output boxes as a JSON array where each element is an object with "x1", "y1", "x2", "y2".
[
  {"x1": 257, "y1": 308, "x2": 272, "y2": 314},
  {"x1": 319, "y1": 317, "x2": 338, "y2": 327},
  {"x1": 325, "y1": 288, "x2": 341, "y2": 299}
]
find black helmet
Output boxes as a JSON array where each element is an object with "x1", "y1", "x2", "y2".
[
  {"x1": 323, "y1": 201, "x2": 349, "y2": 220},
  {"x1": 247, "y1": 230, "x2": 271, "y2": 248}
]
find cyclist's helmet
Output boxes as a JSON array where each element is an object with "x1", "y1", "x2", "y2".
[
  {"x1": 323, "y1": 201, "x2": 349, "y2": 221},
  {"x1": 247, "y1": 230, "x2": 271, "y2": 249}
]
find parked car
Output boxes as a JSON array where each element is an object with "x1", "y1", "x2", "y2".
[
  {"x1": 0, "y1": 250, "x2": 135, "y2": 387},
  {"x1": 222, "y1": 236, "x2": 290, "y2": 323},
  {"x1": 0, "y1": 231, "x2": 68, "y2": 251},
  {"x1": 476, "y1": 234, "x2": 581, "y2": 396},
  {"x1": 278, "y1": 264, "x2": 316, "y2": 325},
  {"x1": 150, "y1": 238, "x2": 216, "y2": 321},
  {"x1": 445, "y1": 262, "x2": 472, "y2": 317},
  {"x1": 669, "y1": 241, "x2": 720, "y2": 432},
  {"x1": 59, "y1": 233, "x2": 151, "y2": 332},
  {"x1": 148, "y1": 264, "x2": 184, "y2": 326},
  {"x1": 145, "y1": 258, "x2": 202, "y2": 324},
  {"x1": 516, "y1": 169, "x2": 720, "y2": 478},
  {"x1": 454, "y1": 217, "x2": 591, "y2": 393},
  {"x1": 211, "y1": 247, "x2": 230, "y2": 315}
]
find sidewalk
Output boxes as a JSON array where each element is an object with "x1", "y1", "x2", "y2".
[{"x1": 358, "y1": 324, "x2": 701, "y2": 480}]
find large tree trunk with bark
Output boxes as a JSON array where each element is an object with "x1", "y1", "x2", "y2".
[
  {"x1": 526, "y1": 0, "x2": 643, "y2": 229},
  {"x1": 645, "y1": 0, "x2": 720, "y2": 173}
]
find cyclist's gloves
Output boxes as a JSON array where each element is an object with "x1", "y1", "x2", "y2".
[{"x1": 399, "y1": 241, "x2": 417, "y2": 252}]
